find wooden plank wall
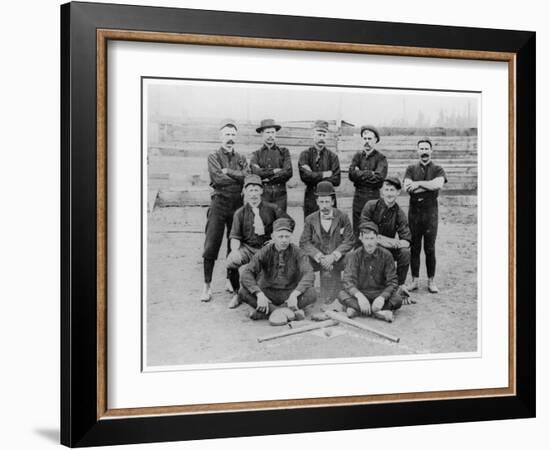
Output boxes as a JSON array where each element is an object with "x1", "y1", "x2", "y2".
[{"x1": 148, "y1": 119, "x2": 477, "y2": 207}]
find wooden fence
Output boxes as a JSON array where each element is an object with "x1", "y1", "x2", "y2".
[{"x1": 147, "y1": 119, "x2": 478, "y2": 208}]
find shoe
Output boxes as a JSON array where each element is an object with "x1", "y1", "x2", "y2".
[
  {"x1": 294, "y1": 309, "x2": 305, "y2": 321},
  {"x1": 249, "y1": 310, "x2": 268, "y2": 320},
  {"x1": 228, "y1": 294, "x2": 240, "y2": 309},
  {"x1": 224, "y1": 279, "x2": 234, "y2": 293},
  {"x1": 311, "y1": 312, "x2": 329, "y2": 322},
  {"x1": 199, "y1": 286, "x2": 212, "y2": 302},
  {"x1": 374, "y1": 310, "x2": 394, "y2": 323},
  {"x1": 407, "y1": 278, "x2": 419, "y2": 291},
  {"x1": 346, "y1": 307, "x2": 358, "y2": 319},
  {"x1": 428, "y1": 278, "x2": 439, "y2": 293}
]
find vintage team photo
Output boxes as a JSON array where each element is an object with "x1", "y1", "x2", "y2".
[{"x1": 143, "y1": 78, "x2": 479, "y2": 368}]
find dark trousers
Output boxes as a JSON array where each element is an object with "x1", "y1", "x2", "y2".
[
  {"x1": 352, "y1": 188, "x2": 380, "y2": 238},
  {"x1": 303, "y1": 188, "x2": 337, "y2": 219},
  {"x1": 202, "y1": 194, "x2": 243, "y2": 283},
  {"x1": 262, "y1": 185, "x2": 287, "y2": 212},
  {"x1": 389, "y1": 247, "x2": 411, "y2": 285},
  {"x1": 409, "y1": 200, "x2": 439, "y2": 278},
  {"x1": 338, "y1": 289, "x2": 402, "y2": 311},
  {"x1": 238, "y1": 286, "x2": 318, "y2": 309},
  {"x1": 310, "y1": 258, "x2": 345, "y2": 303}
]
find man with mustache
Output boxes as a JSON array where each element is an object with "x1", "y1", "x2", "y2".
[
  {"x1": 200, "y1": 119, "x2": 249, "y2": 303},
  {"x1": 238, "y1": 218, "x2": 318, "y2": 325},
  {"x1": 349, "y1": 125, "x2": 388, "y2": 239},
  {"x1": 404, "y1": 138, "x2": 447, "y2": 294},
  {"x1": 249, "y1": 119, "x2": 293, "y2": 212},
  {"x1": 337, "y1": 221, "x2": 402, "y2": 323},
  {"x1": 225, "y1": 174, "x2": 288, "y2": 309},
  {"x1": 298, "y1": 120, "x2": 341, "y2": 219},
  {"x1": 360, "y1": 177, "x2": 413, "y2": 302},
  {"x1": 299, "y1": 181, "x2": 354, "y2": 304}
]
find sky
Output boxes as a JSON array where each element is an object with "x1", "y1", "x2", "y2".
[{"x1": 147, "y1": 79, "x2": 479, "y2": 128}]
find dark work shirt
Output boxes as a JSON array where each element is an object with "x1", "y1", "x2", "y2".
[
  {"x1": 229, "y1": 201, "x2": 287, "y2": 248},
  {"x1": 298, "y1": 146, "x2": 341, "y2": 189},
  {"x1": 249, "y1": 144, "x2": 293, "y2": 186},
  {"x1": 241, "y1": 243, "x2": 315, "y2": 294},
  {"x1": 360, "y1": 199, "x2": 411, "y2": 242},
  {"x1": 342, "y1": 246, "x2": 398, "y2": 300},
  {"x1": 348, "y1": 149, "x2": 388, "y2": 191},
  {"x1": 404, "y1": 161, "x2": 447, "y2": 203},
  {"x1": 207, "y1": 147, "x2": 248, "y2": 196}
]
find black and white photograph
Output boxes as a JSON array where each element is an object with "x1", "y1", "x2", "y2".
[{"x1": 143, "y1": 78, "x2": 480, "y2": 368}]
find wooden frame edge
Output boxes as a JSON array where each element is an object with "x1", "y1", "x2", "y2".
[{"x1": 95, "y1": 28, "x2": 517, "y2": 420}]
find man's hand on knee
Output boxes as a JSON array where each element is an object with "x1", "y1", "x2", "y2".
[{"x1": 372, "y1": 296, "x2": 385, "y2": 313}]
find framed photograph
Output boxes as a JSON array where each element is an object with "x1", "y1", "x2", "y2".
[{"x1": 61, "y1": 1, "x2": 535, "y2": 447}]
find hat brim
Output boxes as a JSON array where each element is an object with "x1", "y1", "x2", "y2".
[
  {"x1": 384, "y1": 179, "x2": 401, "y2": 190},
  {"x1": 245, "y1": 182, "x2": 264, "y2": 188},
  {"x1": 256, "y1": 125, "x2": 281, "y2": 133}
]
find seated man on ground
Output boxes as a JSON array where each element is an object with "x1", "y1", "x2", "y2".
[
  {"x1": 337, "y1": 221, "x2": 403, "y2": 323},
  {"x1": 360, "y1": 176, "x2": 413, "y2": 303},
  {"x1": 299, "y1": 181, "x2": 354, "y2": 303},
  {"x1": 226, "y1": 174, "x2": 287, "y2": 309},
  {"x1": 238, "y1": 218, "x2": 318, "y2": 325}
]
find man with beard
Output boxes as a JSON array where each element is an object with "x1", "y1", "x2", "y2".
[
  {"x1": 337, "y1": 222, "x2": 402, "y2": 323},
  {"x1": 349, "y1": 125, "x2": 388, "y2": 239},
  {"x1": 404, "y1": 138, "x2": 447, "y2": 294},
  {"x1": 299, "y1": 181, "x2": 354, "y2": 304},
  {"x1": 200, "y1": 119, "x2": 249, "y2": 303},
  {"x1": 225, "y1": 174, "x2": 288, "y2": 309},
  {"x1": 249, "y1": 119, "x2": 293, "y2": 211},
  {"x1": 238, "y1": 218, "x2": 318, "y2": 325},
  {"x1": 360, "y1": 177, "x2": 413, "y2": 302},
  {"x1": 298, "y1": 120, "x2": 341, "y2": 219}
]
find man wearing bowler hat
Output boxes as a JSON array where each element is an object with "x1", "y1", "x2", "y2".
[
  {"x1": 200, "y1": 119, "x2": 249, "y2": 303},
  {"x1": 349, "y1": 125, "x2": 388, "y2": 239},
  {"x1": 404, "y1": 137, "x2": 447, "y2": 294},
  {"x1": 225, "y1": 174, "x2": 288, "y2": 309},
  {"x1": 239, "y1": 218, "x2": 318, "y2": 325},
  {"x1": 337, "y1": 221, "x2": 402, "y2": 323},
  {"x1": 298, "y1": 120, "x2": 341, "y2": 219},
  {"x1": 360, "y1": 176, "x2": 413, "y2": 302},
  {"x1": 299, "y1": 181, "x2": 354, "y2": 303},
  {"x1": 249, "y1": 119, "x2": 293, "y2": 211}
]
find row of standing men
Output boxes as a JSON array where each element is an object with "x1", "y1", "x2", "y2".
[{"x1": 199, "y1": 118, "x2": 447, "y2": 324}]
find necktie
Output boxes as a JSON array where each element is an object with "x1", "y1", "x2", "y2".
[{"x1": 252, "y1": 207, "x2": 265, "y2": 235}]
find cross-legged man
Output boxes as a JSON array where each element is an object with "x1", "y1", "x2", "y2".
[
  {"x1": 360, "y1": 176, "x2": 413, "y2": 303},
  {"x1": 337, "y1": 222, "x2": 402, "y2": 323},
  {"x1": 238, "y1": 218, "x2": 318, "y2": 326}
]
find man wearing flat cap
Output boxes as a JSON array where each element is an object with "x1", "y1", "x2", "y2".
[
  {"x1": 249, "y1": 119, "x2": 293, "y2": 212},
  {"x1": 360, "y1": 176, "x2": 413, "y2": 302},
  {"x1": 225, "y1": 174, "x2": 288, "y2": 309},
  {"x1": 299, "y1": 181, "x2": 354, "y2": 303},
  {"x1": 239, "y1": 217, "x2": 318, "y2": 324},
  {"x1": 200, "y1": 119, "x2": 249, "y2": 302},
  {"x1": 349, "y1": 125, "x2": 388, "y2": 239},
  {"x1": 403, "y1": 138, "x2": 448, "y2": 294},
  {"x1": 298, "y1": 120, "x2": 341, "y2": 219},
  {"x1": 337, "y1": 221, "x2": 402, "y2": 323}
]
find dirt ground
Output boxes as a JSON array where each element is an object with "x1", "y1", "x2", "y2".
[{"x1": 146, "y1": 201, "x2": 477, "y2": 367}]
